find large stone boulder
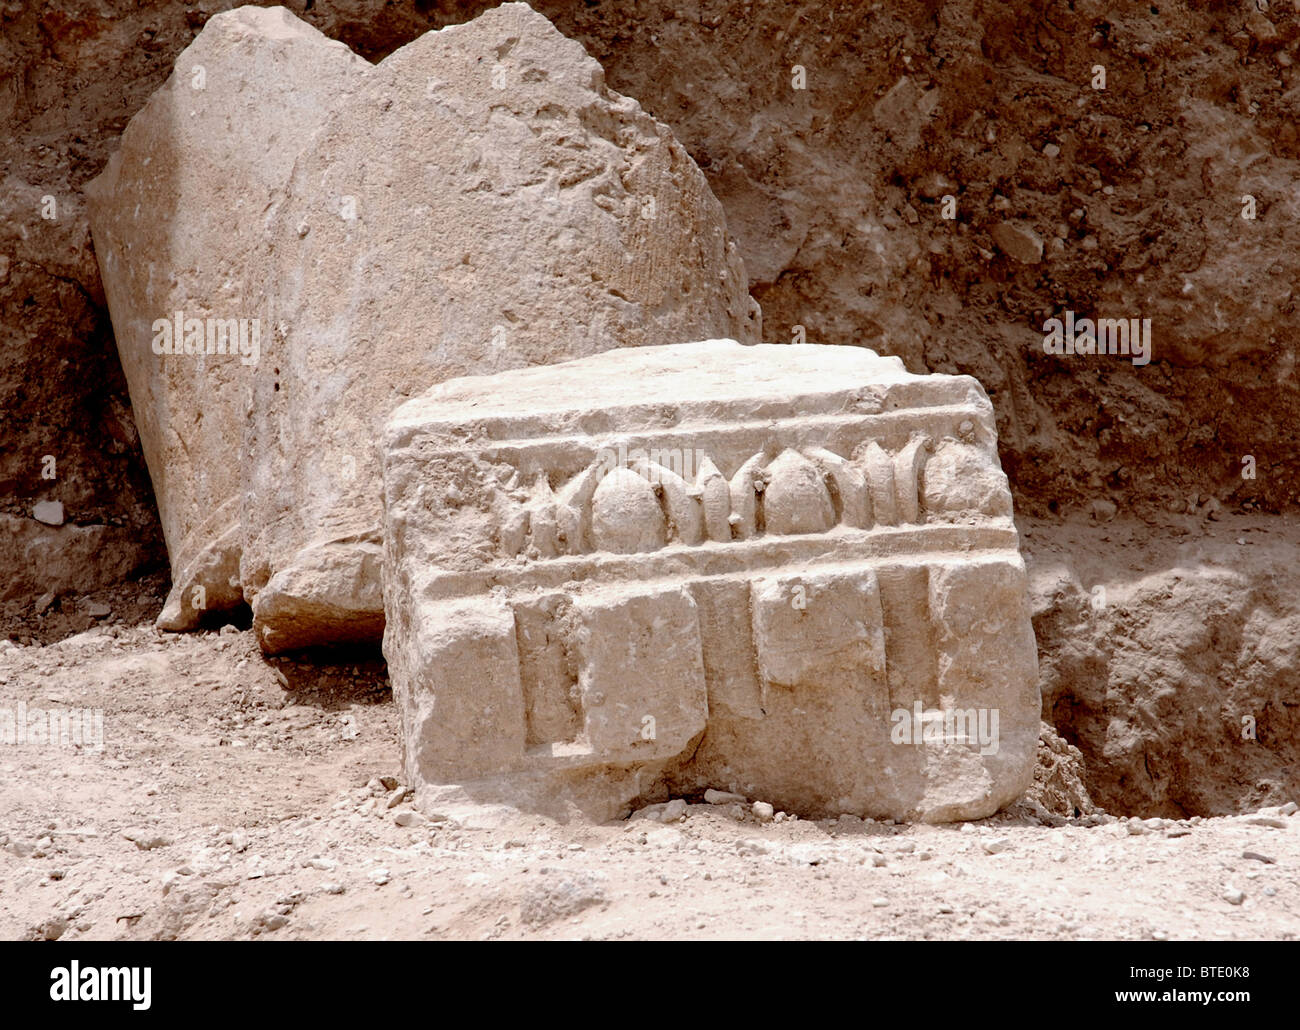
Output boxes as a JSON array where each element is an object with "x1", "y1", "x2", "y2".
[
  {"x1": 86, "y1": 3, "x2": 759, "y2": 651},
  {"x1": 85, "y1": 6, "x2": 369, "y2": 632},
  {"x1": 381, "y1": 340, "x2": 1039, "y2": 822}
]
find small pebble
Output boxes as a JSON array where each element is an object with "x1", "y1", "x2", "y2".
[
  {"x1": 661, "y1": 799, "x2": 688, "y2": 823},
  {"x1": 33, "y1": 500, "x2": 65, "y2": 526}
]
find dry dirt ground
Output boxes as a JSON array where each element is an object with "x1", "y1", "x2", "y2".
[{"x1": 2, "y1": 542, "x2": 1298, "y2": 942}]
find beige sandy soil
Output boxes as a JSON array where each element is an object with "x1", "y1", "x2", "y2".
[{"x1": 1, "y1": 599, "x2": 1297, "y2": 942}]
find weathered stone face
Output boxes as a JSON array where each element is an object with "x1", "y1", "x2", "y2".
[
  {"x1": 382, "y1": 340, "x2": 1039, "y2": 822},
  {"x1": 86, "y1": 3, "x2": 758, "y2": 649},
  {"x1": 84, "y1": 6, "x2": 369, "y2": 631}
]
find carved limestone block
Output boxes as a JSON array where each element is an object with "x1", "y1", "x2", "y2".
[{"x1": 381, "y1": 340, "x2": 1039, "y2": 821}]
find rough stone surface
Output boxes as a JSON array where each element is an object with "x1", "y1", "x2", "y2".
[
  {"x1": 519, "y1": 871, "x2": 607, "y2": 925},
  {"x1": 86, "y1": 3, "x2": 757, "y2": 651},
  {"x1": 85, "y1": 6, "x2": 369, "y2": 631},
  {"x1": 1028, "y1": 515, "x2": 1300, "y2": 817},
  {"x1": 989, "y1": 222, "x2": 1044, "y2": 264},
  {"x1": 382, "y1": 340, "x2": 1038, "y2": 822},
  {"x1": 241, "y1": 2, "x2": 757, "y2": 653},
  {"x1": 0, "y1": 515, "x2": 148, "y2": 606}
]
